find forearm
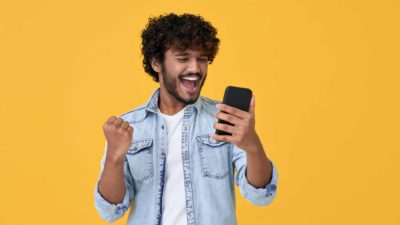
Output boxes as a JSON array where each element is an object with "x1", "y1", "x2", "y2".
[
  {"x1": 245, "y1": 141, "x2": 273, "y2": 188},
  {"x1": 98, "y1": 154, "x2": 126, "y2": 204}
]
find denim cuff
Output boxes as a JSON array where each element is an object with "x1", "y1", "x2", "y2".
[
  {"x1": 94, "y1": 182, "x2": 130, "y2": 222},
  {"x1": 240, "y1": 159, "x2": 278, "y2": 205}
]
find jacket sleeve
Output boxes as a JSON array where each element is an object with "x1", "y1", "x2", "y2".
[
  {"x1": 94, "y1": 141, "x2": 135, "y2": 222},
  {"x1": 232, "y1": 144, "x2": 278, "y2": 206}
]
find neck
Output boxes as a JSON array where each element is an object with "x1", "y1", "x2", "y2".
[{"x1": 158, "y1": 87, "x2": 187, "y2": 115}]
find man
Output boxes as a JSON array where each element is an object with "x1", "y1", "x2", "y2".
[{"x1": 94, "y1": 13, "x2": 278, "y2": 225}]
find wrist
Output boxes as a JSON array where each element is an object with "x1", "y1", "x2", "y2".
[
  {"x1": 245, "y1": 137, "x2": 264, "y2": 155},
  {"x1": 105, "y1": 151, "x2": 125, "y2": 165},
  {"x1": 246, "y1": 146, "x2": 264, "y2": 157}
]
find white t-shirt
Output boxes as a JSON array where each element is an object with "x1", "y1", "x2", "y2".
[{"x1": 158, "y1": 106, "x2": 188, "y2": 225}]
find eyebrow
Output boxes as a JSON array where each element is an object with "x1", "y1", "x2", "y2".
[
  {"x1": 175, "y1": 52, "x2": 189, "y2": 56},
  {"x1": 174, "y1": 52, "x2": 208, "y2": 57}
]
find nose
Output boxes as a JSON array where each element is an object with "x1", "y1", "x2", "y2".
[{"x1": 187, "y1": 58, "x2": 201, "y2": 74}]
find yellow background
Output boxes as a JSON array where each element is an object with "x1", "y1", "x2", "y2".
[{"x1": 1, "y1": 0, "x2": 399, "y2": 224}]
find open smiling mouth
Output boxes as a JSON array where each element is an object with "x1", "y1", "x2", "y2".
[{"x1": 180, "y1": 75, "x2": 201, "y2": 94}]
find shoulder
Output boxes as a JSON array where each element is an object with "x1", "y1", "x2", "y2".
[
  {"x1": 201, "y1": 96, "x2": 222, "y2": 116},
  {"x1": 117, "y1": 103, "x2": 148, "y2": 123}
]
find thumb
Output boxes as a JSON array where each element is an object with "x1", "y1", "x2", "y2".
[{"x1": 249, "y1": 95, "x2": 255, "y2": 114}]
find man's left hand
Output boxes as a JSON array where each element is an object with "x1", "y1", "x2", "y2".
[{"x1": 211, "y1": 95, "x2": 262, "y2": 154}]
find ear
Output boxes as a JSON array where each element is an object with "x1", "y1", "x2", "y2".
[{"x1": 151, "y1": 58, "x2": 162, "y2": 73}]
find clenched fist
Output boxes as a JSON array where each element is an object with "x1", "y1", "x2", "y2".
[{"x1": 102, "y1": 116, "x2": 134, "y2": 163}]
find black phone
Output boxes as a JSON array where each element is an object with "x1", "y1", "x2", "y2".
[{"x1": 215, "y1": 86, "x2": 253, "y2": 136}]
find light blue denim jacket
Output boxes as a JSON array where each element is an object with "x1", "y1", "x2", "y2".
[{"x1": 94, "y1": 88, "x2": 278, "y2": 225}]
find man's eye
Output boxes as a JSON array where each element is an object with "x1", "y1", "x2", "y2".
[
  {"x1": 198, "y1": 58, "x2": 208, "y2": 62},
  {"x1": 177, "y1": 58, "x2": 188, "y2": 61}
]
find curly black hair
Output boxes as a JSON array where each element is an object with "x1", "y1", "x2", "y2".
[{"x1": 141, "y1": 13, "x2": 220, "y2": 82}]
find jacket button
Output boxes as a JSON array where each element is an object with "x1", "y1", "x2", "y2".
[{"x1": 161, "y1": 125, "x2": 164, "y2": 129}]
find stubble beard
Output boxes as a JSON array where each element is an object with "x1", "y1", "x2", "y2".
[{"x1": 160, "y1": 63, "x2": 207, "y2": 105}]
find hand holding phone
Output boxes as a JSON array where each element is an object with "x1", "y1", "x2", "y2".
[{"x1": 215, "y1": 86, "x2": 253, "y2": 136}]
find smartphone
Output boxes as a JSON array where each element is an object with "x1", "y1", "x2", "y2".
[{"x1": 215, "y1": 86, "x2": 253, "y2": 136}]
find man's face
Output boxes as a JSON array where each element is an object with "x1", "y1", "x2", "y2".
[{"x1": 159, "y1": 48, "x2": 208, "y2": 105}]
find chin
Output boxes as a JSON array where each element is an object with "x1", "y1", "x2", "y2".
[{"x1": 179, "y1": 93, "x2": 200, "y2": 105}]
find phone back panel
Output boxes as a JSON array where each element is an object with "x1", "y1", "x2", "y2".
[
  {"x1": 215, "y1": 86, "x2": 252, "y2": 135},
  {"x1": 223, "y1": 86, "x2": 252, "y2": 112}
]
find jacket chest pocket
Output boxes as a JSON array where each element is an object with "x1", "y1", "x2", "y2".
[
  {"x1": 196, "y1": 134, "x2": 230, "y2": 179},
  {"x1": 126, "y1": 138, "x2": 154, "y2": 183}
]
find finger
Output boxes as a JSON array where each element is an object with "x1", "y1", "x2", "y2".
[
  {"x1": 216, "y1": 104, "x2": 248, "y2": 119},
  {"x1": 106, "y1": 116, "x2": 117, "y2": 124},
  {"x1": 113, "y1": 118, "x2": 124, "y2": 127},
  {"x1": 214, "y1": 111, "x2": 241, "y2": 125},
  {"x1": 120, "y1": 121, "x2": 129, "y2": 130},
  {"x1": 249, "y1": 95, "x2": 255, "y2": 114},
  {"x1": 211, "y1": 133, "x2": 234, "y2": 143},
  {"x1": 126, "y1": 126, "x2": 134, "y2": 135},
  {"x1": 214, "y1": 122, "x2": 235, "y2": 134},
  {"x1": 127, "y1": 125, "x2": 134, "y2": 133}
]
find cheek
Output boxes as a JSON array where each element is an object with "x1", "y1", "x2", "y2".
[
  {"x1": 167, "y1": 65, "x2": 185, "y2": 77},
  {"x1": 165, "y1": 60, "x2": 182, "y2": 70},
  {"x1": 200, "y1": 64, "x2": 208, "y2": 74}
]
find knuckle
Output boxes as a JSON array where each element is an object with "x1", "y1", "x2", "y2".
[{"x1": 116, "y1": 128, "x2": 124, "y2": 134}]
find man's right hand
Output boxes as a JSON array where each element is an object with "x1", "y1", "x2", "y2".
[{"x1": 102, "y1": 116, "x2": 134, "y2": 163}]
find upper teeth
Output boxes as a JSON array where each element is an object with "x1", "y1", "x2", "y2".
[{"x1": 182, "y1": 76, "x2": 199, "y2": 81}]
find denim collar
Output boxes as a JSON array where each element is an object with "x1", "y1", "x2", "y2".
[{"x1": 145, "y1": 87, "x2": 202, "y2": 114}]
